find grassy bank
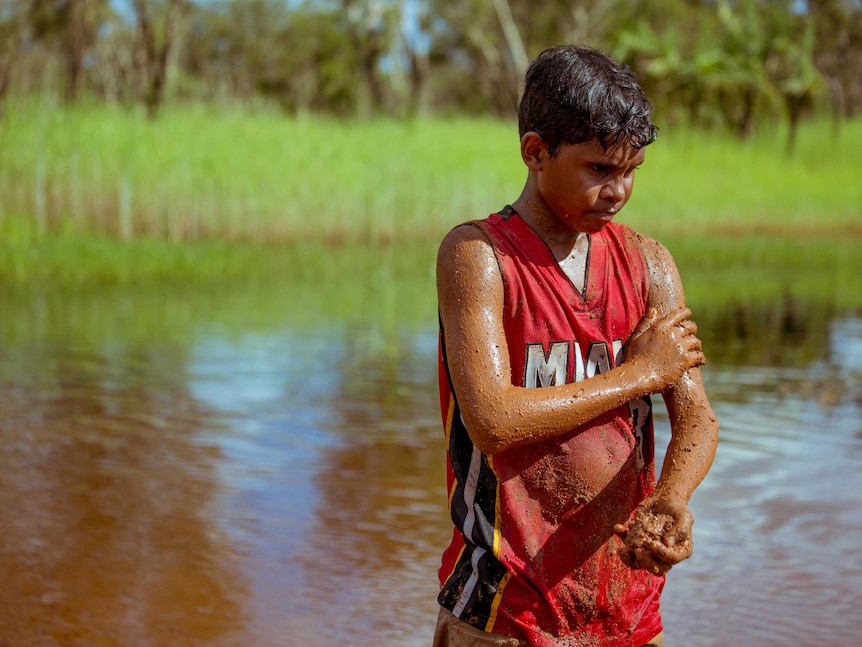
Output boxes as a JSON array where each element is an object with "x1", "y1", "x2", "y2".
[
  {"x1": 3, "y1": 235, "x2": 859, "y2": 314},
  {"x1": 0, "y1": 102, "x2": 859, "y2": 314},
  {"x1": 1, "y1": 101, "x2": 861, "y2": 244},
  {"x1": 0, "y1": 101, "x2": 519, "y2": 243}
]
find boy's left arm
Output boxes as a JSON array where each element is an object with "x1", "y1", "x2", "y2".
[{"x1": 617, "y1": 234, "x2": 719, "y2": 575}]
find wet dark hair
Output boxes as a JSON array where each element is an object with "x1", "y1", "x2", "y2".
[{"x1": 518, "y1": 45, "x2": 658, "y2": 156}]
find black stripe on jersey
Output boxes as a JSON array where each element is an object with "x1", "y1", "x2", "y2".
[
  {"x1": 439, "y1": 318, "x2": 509, "y2": 627},
  {"x1": 498, "y1": 204, "x2": 516, "y2": 220},
  {"x1": 438, "y1": 541, "x2": 512, "y2": 629},
  {"x1": 439, "y1": 317, "x2": 499, "y2": 549},
  {"x1": 446, "y1": 406, "x2": 499, "y2": 548}
]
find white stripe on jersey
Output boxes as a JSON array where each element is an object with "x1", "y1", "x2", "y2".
[
  {"x1": 452, "y1": 426, "x2": 485, "y2": 618},
  {"x1": 461, "y1": 431, "x2": 483, "y2": 542},
  {"x1": 453, "y1": 545, "x2": 486, "y2": 618}
]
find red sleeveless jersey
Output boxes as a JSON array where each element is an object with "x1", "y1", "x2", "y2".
[{"x1": 437, "y1": 208, "x2": 663, "y2": 646}]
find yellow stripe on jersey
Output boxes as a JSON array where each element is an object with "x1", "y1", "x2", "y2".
[
  {"x1": 484, "y1": 452, "x2": 511, "y2": 634},
  {"x1": 446, "y1": 392, "x2": 458, "y2": 508},
  {"x1": 484, "y1": 570, "x2": 513, "y2": 633},
  {"x1": 487, "y1": 454, "x2": 503, "y2": 558},
  {"x1": 444, "y1": 392, "x2": 455, "y2": 445},
  {"x1": 441, "y1": 542, "x2": 467, "y2": 589}
]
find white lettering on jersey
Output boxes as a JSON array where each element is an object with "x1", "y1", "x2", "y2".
[
  {"x1": 524, "y1": 339, "x2": 621, "y2": 386},
  {"x1": 613, "y1": 339, "x2": 624, "y2": 366},
  {"x1": 573, "y1": 340, "x2": 586, "y2": 383},
  {"x1": 628, "y1": 397, "x2": 651, "y2": 471},
  {"x1": 524, "y1": 341, "x2": 568, "y2": 388},
  {"x1": 586, "y1": 341, "x2": 612, "y2": 378},
  {"x1": 523, "y1": 336, "x2": 652, "y2": 471}
]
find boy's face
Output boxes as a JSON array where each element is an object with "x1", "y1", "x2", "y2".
[{"x1": 534, "y1": 137, "x2": 645, "y2": 235}]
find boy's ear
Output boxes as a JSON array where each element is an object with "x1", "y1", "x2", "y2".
[{"x1": 520, "y1": 131, "x2": 547, "y2": 171}]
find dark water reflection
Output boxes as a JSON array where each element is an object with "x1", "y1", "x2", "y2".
[{"x1": 1, "y1": 289, "x2": 861, "y2": 646}]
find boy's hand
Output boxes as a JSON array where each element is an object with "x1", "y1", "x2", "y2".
[
  {"x1": 625, "y1": 307, "x2": 705, "y2": 393},
  {"x1": 614, "y1": 495, "x2": 694, "y2": 575}
]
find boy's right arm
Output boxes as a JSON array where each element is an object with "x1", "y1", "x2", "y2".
[{"x1": 437, "y1": 224, "x2": 704, "y2": 455}]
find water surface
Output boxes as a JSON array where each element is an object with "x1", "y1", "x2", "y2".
[{"x1": 1, "y1": 286, "x2": 860, "y2": 646}]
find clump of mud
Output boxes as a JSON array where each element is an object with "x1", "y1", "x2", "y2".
[{"x1": 616, "y1": 512, "x2": 675, "y2": 575}]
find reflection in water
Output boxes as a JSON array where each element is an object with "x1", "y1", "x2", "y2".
[
  {"x1": 654, "y1": 315, "x2": 862, "y2": 644},
  {"x1": 0, "y1": 339, "x2": 247, "y2": 645},
  {"x1": 696, "y1": 294, "x2": 836, "y2": 367},
  {"x1": 1, "y1": 290, "x2": 861, "y2": 646},
  {"x1": 183, "y1": 327, "x2": 448, "y2": 645}
]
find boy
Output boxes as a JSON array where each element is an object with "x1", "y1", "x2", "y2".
[{"x1": 433, "y1": 45, "x2": 718, "y2": 647}]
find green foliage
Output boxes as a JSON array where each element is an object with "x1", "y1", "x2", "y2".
[
  {"x1": 1, "y1": 103, "x2": 861, "y2": 245},
  {"x1": 0, "y1": 106, "x2": 859, "y2": 326},
  {"x1": 0, "y1": 102, "x2": 525, "y2": 242},
  {"x1": 3, "y1": 0, "x2": 862, "y2": 133},
  {"x1": 623, "y1": 119, "x2": 862, "y2": 237}
]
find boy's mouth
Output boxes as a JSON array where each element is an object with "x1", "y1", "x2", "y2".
[{"x1": 592, "y1": 209, "x2": 617, "y2": 221}]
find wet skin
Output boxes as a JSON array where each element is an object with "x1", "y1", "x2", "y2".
[{"x1": 436, "y1": 133, "x2": 719, "y2": 574}]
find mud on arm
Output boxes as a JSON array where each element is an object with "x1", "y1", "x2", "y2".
[
  {"x1": 437, "y1": 225, "x2": 704, "y2": 455},
  {"x1": 617, "y1": 235, "x2": 719, "y2": 573}
]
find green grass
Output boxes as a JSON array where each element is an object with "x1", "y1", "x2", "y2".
[
  {"x1": 666, "y1": 236, "x2": 862, "y2": 309},
  {"x1": 625, "y1": 124, "x2": 862, "y2": 238},
  {"x1": 0, "y1": 100, "x2": 521, "y2": 243},
  {"x1": 1, "y1": 100, "x2": 860, "y2": 244},
  {"x1": 0, "y1": 101, "x2": 859, "y2": 316}
]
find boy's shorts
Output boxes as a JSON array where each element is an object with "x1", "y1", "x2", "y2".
[{"x1": 432, "y1": 606, "x2": 664, "y2": 647}]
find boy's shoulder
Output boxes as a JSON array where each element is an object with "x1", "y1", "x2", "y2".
[
  {"x1": 605, "y1": 223, "x2": 669, "y2": 259},
  {"x1": 439, "y1": 208, "x2": 511, "y2": 248}
]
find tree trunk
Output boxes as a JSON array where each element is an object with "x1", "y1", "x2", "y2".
[
  {"x1": 490, "y1": 0, "x2": 529, "y2": 105},
  {"x1": 785, "y1": 95, "x2": 803, "y2": 156},
  {"x1": 62, "y1": 0, "x2": 84, "y2": 101},
  {"x1": 341, "y1": 0, "x2": 388, "y2": 115},
  {"x1": 405, "y1": 48, "x2": 427, "y2": 116},
  {"x1": 133, "y1": 0, "x2": 185, "y2": 118}
]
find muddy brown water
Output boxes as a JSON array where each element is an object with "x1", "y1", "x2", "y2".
[{"x1": 1, "y1": 290, "x2": 860, "y2": 646}]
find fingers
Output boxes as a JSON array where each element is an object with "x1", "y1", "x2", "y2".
[
  {"x1": 656, "y1": 308, "x2": 703, "y2": 356},
  {"x1": 684, "y1": 343, "x2": 707, "y2": 370},
  {"x1": 618, "y1": 497, "x2": 696, "y2": 574},
  {"x1": 675, "y1": 317, "x2": 706, "y2": 369},
  {"x1": 618, "y1": 543, "x2": 674, "y2": 576},
  {"x1": 678, "y1": 319, "x2": 698, "y2": 336},
  {"x1": 627, "y1": 307, "x2": 707, "y2": 383},
  {"x1": 638, "y1": 535, "x2": 693, "y2": 568},
  {"x1": 658, "y1": 307, "x2": 692, "y2": 330},
  {"x1": 630, "y1": 307, "x2": 658, "y2": 340}
]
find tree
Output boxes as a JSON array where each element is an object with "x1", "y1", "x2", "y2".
[
  {"x1": 764, "y1": 12, "x2": 826, "y2": 153},
  {"x1": 808, "y1": 0, "x2": 861, "y2": 130},
  {"x1": 397, "y1": 0, "x2": 431, "y2": 115},
  {"x1": 132, "y1": 0, "x2": 187, "y2": 118},
  {"x1": 341, "y1": 0, "x2": 398, "y2": 115},
  {"x1": 2, "y1": 0, "x2": 859, "y2": 130},
  {"x1": 23, "y1": 0, "x2": 108, "y2": 102},
  {"x1": 0, "y1": 1, "x2": 26, "y2": 113},
  {"x1": 711, "y1": 0, "x2": 777, "y2": 138},
  {"x1": 490, "y1": 0, "x2": 528, "y2": 100}
]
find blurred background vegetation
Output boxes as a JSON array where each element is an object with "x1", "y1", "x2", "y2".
[
  {"x1": 0, "y1": 0, "x2": 860, "y2": 300},
  {"x1": 2, "y1": 0, "x2": 860, "y2": 144}
]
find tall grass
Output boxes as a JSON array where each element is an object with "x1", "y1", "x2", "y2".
[
  {"x1": 2, "y1": 99, "x2": 860, "y2": 243},
  {"x1": 1, "y1": 100, "x2": 859, "y2": 309},
  {"x1": 626, "y1": 124, "x2": 862, "y2": 238},
  {"x1": 0, "y1": 100, "x2": 521, "y2": 242}
]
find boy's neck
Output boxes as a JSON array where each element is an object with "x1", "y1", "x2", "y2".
[{"x1": 512, "y1": 193, "x2": 586, "y2": 260}]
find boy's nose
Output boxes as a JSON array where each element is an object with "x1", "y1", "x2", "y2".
[{"x1": 601, "y1": 176, "x2": 626, "y2": 202}]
